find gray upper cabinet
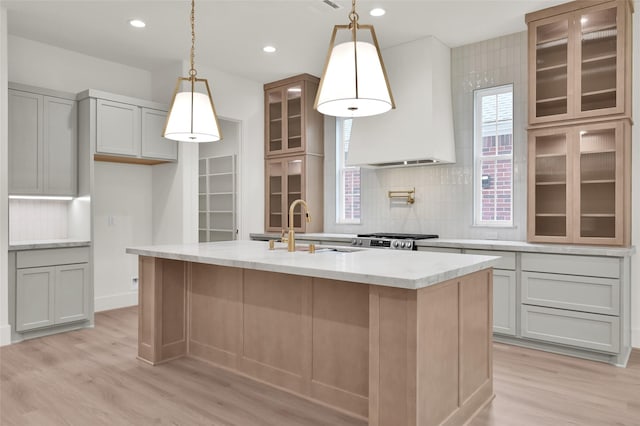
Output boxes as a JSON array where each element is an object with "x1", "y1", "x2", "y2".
[
  {"x1": 81, "y1": 90, "x2": 177, "y2": 162},
  {"x1": 96, "y1": 99, "x2": 140, "y2": 157},
  {"x1": 141, "y1": 107, "x2": 178, "y2": 160},
  {"x1": 44, "y1": 97, "x2": 77, "y2": 195},
  {"x1": 8, "y1": 86, "x2": 77, "y2": 196},
  {"x1": 8, "y1": 90, "x2": 42, "y2": 194}
]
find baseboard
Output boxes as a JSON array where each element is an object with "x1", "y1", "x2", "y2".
[
  {"x1": 633, "y1": 328, "x2": 640, "y2": 349},
  {"x1": 95, "y1": 291, "x2": 138, "y2": 312},
  {"x1": 0, "y1": 324, "x2": 11, "y2": 347}
]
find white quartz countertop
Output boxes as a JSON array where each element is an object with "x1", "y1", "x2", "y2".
[
  {"x1": 9, "y1": 239, "x2": 91, "y2": 251},
  {"x1": 416, "y1": 239, "x2": 635, "y2": 257},
  {"x1": 249, "y1": 233, "x2": 635, "y2": 257},
  {"x1": 127, "y1": 240, "x2": 499, "y2": 290}
]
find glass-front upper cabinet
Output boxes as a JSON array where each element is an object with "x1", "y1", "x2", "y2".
[
  {"x1": 264, "y1": 74, "x2": 323, "y2": 158},
  {"x1": 528, "y1": 120, "x2": 630, "y2": 246},
  {"x1": 532, "y1": 17, "x2": 571, "y2": 120},
  {"x1": 528, "y1": 128, "x2": 571, "y2": 243},
  {"x1": 576, "y1": 122, "x2": 623, "y2": 245},
  {"x1": 265, "y1": 156, "x2": 309, "y2": 233},
  {"x1": 527, "y1": 0, "x2": 632, "y2": 124}
]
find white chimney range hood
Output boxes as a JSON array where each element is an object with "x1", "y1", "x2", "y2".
[{"x1": 346, "y1": 36, "x2": 456, "y2": 168}]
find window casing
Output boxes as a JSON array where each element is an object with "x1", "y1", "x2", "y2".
[
  {"x1": 473, "y1": 84, "x2": 514, "y2": 227},
  {"x1": 336, "y1": 118, "x2": 361, "y2": 224}
]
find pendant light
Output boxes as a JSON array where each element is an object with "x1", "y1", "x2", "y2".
[
  {"x1": 164, "y1": 0, "x2": 222, "y2": 142},
  {"x1": 314, "y1": 0, "x2": 395, "y2": 118}
]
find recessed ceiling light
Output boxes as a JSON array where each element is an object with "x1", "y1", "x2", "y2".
[
  {"x1": 370, "y1": 8, "x2": 386, "y2": 17},
  {"x1": 129, "y1": 19, "x2": 146, "y2": 28},
  {"x1": 263, "y1": 45, "x2": 277, "y2": 53}
]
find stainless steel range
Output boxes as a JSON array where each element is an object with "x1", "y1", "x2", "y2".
[{"x1": 351, "y1": 233, "x2": 439, "y2": 250}]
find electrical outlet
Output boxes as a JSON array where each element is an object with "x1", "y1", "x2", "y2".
[{"x1": 131, "y1": 277, "x2": 139, "y2": 290}]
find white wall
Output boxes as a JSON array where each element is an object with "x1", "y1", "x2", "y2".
[
  {"x1": 93, "y1": 162, "x2": 152, "y2": 311},
  {"x1": 8, "y1": 36, "x2": 151, "y2": 98},
  {"x1": 631, "y1": 7, "x2": 639, "y2": 349},
  {"x1": 0, "y1": 7, "x2": 10, "y2": 346}
]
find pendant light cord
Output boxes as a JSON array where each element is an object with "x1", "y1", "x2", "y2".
[
  {"x1": 189, "y1": 0, "x2": 197, "y2": 80},
  {"x1": 349, "y1": 0, "x2": 359, "y2": 102}
]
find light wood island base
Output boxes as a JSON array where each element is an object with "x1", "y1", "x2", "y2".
[{"x1": 137, "y1": 256, "x2": 493, "y2": 426}]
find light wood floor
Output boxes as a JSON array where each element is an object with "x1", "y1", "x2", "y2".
[{"x1": 1, "y1": 307, "x2": 639, "y2": 426}]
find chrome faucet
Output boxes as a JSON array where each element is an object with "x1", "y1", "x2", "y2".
[{"x1": 287, "y1": 199, "x2": 311, "y2": 252}]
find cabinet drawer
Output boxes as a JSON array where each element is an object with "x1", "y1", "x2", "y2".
[
  {"x1": 416, "y1": 246, "x2": 462, "y2": 254},
  {"x1": 522, "y1": 272, "x2": 619, "y2": 315},
  {"x1": 17, "y1": 247, "x2": 89, "y2": 268},
  {"x1": 521, "y1": 305, "x2": 619, "y2": 354},
  {"x1": 464, "y1": 249, "x2": 516, "y2": 270},
  {"x1": 521, "y1": 253, "x2": 619, "y2": 278}
]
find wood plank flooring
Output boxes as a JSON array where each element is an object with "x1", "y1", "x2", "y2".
[{"x1": 1, "y1": 306, "x2": 639, "y2": 426}]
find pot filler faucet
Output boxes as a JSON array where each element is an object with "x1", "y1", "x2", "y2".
[{"x1": 287, "y1": 199, "x2": 311, "y2": 252}]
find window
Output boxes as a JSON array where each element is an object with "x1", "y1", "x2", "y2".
[
  {"x1": 473, "y1": 85, "x2": 513, "y2": 227},
  {"x1": 336, "y1": 118, "x2": 361, "y2": 224}
]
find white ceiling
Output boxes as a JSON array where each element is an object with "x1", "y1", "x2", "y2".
[{"x1": 4, "y1": 0, "x2": 569, "y2": 84}]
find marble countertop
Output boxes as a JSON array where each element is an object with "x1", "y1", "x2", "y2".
[
  {"x1": 127, "y1": 240, "x2": 498, "y2": 290},
  {"x1": 249, "y1": 233, "x2": 635, "y2": 257},
  {"x1": 415, "y1": 239, "x2": 635, "y2": 257},
  {"x1": 9, "y1": 239, "x2": 91, "y2": 251}
]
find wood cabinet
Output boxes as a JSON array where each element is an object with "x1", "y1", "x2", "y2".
[
  {"x1": 526, "y1": 0, "x2": 633, "y2": 124},
  {"x1": 199, "y1": 155, "x2": 237, "y2": 242},
  {"x1": 264, "y1": 74, "x2": 323, "y2": 158},
  {"x1": 264, "y1": 74, "x2": 324, "y2": 233},
  {"x1": 265, "y1": 155, "x2": 323, "y2": 233},
  {"x1": 79, "y1": 90, "x2": 178, "y2": 164},
  {"x1": 8, "y1": 85, "x2": 77, "y2": 196},
  {"x1": 528, "y1": 120, "x2": 630, "y2": 245},
  {"x1": 15, "y1": 247, "x2": 90, "y2": 332}
]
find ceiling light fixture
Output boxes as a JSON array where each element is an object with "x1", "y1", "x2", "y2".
[
  {"x1": 129, "y1": 19, "x2": 146, "y2": 28},
  {"x1": 314, "y1": 0, "x2": 395, "y2": 117},
  {"x1": 164, "y1": 0, "x2": 222, "y2": 143},
  {"x1": 263, "y1": 45, "x2": 277, "y2": 53},
  {"x1": 369, "y1": 8, "x2": 386, "y2": 17}
]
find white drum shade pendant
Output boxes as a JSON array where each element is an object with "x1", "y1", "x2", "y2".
[
  {"x1": 164, "y1": 0, "x2": 222, "y2": 143},
  {"x1": 315, "y1": 0, "x2": 395, "y2": 118}
]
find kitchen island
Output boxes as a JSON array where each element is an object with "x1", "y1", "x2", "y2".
[{"x1": 126, "y1": 240, "x2": 498, "y2": 426}]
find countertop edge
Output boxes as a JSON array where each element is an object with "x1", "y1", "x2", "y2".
[{"x1": 9, "y1": 240, "x2": 92, "y2": 251}]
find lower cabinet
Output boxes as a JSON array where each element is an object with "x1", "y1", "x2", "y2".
[
  {"x1": 464, "y1": 249, "x2": 517, "y2": 336},
  {"x1": 521, "y1": 305, "x2": 620, "y2": 354},
  {"x1": 14, "y1": 247, "x2": 90, "y2": 333},
  {"x1": 520, "y1": 252, "x2": 623, "y2": 355},
  {"x1": 416, "y1": 245, "x2": 630, "y2": 364}
]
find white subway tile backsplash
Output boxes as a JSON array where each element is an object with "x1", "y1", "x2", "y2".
[{"x1": 9, "y1": 199, "x2": 70, "y2": 242}]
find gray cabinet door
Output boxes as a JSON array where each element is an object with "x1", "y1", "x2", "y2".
[
  {"x1": 44, "y1": 96, "x2": 77, "y2": 196},
  {"x1": 16, "y1": 267, "x2": 55, "y2": 332},
  {"x1": 8, "y1": 90, "x2": 43, "y2": 194},
  {"x1": 493, "y1": 270, "x2": 517, "y2": 336},
  {"x1": 141, "y1": 108, "x2": 177, "y2": 160},
  {"x1": 96, "y1": 99, "x2": 140, "y2": 156},
  {"x1": 54, "y1": 264, "x2": 89, "y2": 325}
]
